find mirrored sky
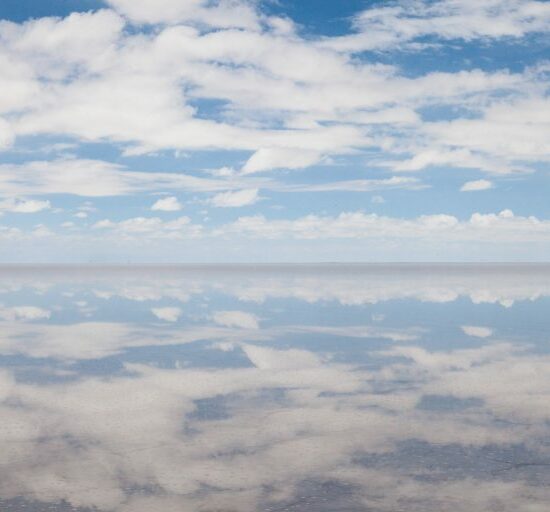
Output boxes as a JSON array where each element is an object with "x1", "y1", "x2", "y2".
[{"x1": 2, "y1": 265, "x2": 550, "y2": 511}]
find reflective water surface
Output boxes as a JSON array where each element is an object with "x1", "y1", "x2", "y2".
[{"x1": 1, "y1": 264, "x2": 550, "y2": 511}]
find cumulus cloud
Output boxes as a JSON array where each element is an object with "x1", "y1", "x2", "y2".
[
  {"x1": 0, "y1": 306, "x2": 51, "y2": 321},
  {"x1": 4, "y1": 206, "x2": 550, "y2": 258},
  {"x1": 460, "y1": 179, "x2": 494, "y2": 192},
  {"x1": 151, "y1": 307, "x2": 182, "y2": 322},
  {"x1": 242, "y1": 148, "x2": 323, "y2": 174},
  {"x1": 461, "y1": 325, "x2": 493, "y2": 338},
  {"x1": 0, "y1": 198, "x2": 51, "y2": 213},
  {"x1": 14, "y1": 207, "x2": 550, "y2": 252},
  {"x1": 213, "y1": 310, "x2": 259, "y2": 329},
  {"x1": 210, "y1": 189, "x2": 260, "y2": 208},
  {"x1": 151, "y1": 196, "x2": 182, "y2": 212},
  {"x1": 220, "y1": 209, "x2": 550, "y2": 242},
  {"x1": 242, "y1": 344, "x2": 321, "y2": 370},
  {"x1": 0, "y1": 4, "x2": 537, "y2": 177},
  {"x1": 105, "y1": 0, "x2": 260, "y2": 29},
  {"x1": 0, "y1": 0, "x2": 547, "y2": 259}
]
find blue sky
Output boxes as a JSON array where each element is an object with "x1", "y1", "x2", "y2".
[{"x1": 0, "y1": 0, "x2": 549, "y2": 262}]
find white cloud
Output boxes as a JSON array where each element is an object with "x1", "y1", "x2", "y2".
[
  {"x1": 151, "y1": 307, "x2": 182, "y2": 322},
  {"x1": 460, "y1": 179, "x2": 494, "y2": 192},
  {"x1": 242, "y1": 344, "x2": 321, "y2": 370},
  {"x1": 461, "y1": 325, "x2": 493, "y2": 338},
  {"x1": 5, "y1": 206, "x2": 550, "y2": 258},
  {"x1": 2, "y1": 9, "x2": 124, "y2": 69},
  {"x1": 32, "y1": 224, "x2": 53, "y2": 237},
  {"x1": 92, "y1": 219, "x2": 115, "y2": 229},
  {"x1": 13, "y1": 206, "x2": 550, "y2": 253},
  {"x1": 0, "y1": 198, "x2": 51, "y2": 213},
  {"x1": 151, "y1": 196, "x2": 182, "y2": 212},
  {"x1": 105, "y1": 0, "x2": 260, "y2": 29},
  {"x1": 393, "y1": 95, "x2": 550, "y2": 175},
  {"x1": 282, "y1": 176, "x2": 425, "y2": 193},
  {"x1": 326, "y1": 0, "x2": 550, "y2": 52},
  {"x1": 220, "y1": 209, "x2": 550, "y2": 243},
  {"x1": 0, "y1": 5, "x2": 533, "y2": 178},
  {"x1": 92, "y1": 216, "x2": 202, "y2": 239},
  {"x1": 0, "y1": 0, "x2": 546, "y2": 263},
  {"x1": 0, "y1": 160, "x2": 423, "y2": 201},
  {"x1": 0, "y1": 159, "x2": 266, "y2": 197},
  {"x1": 242, "y1": 148, "x2": 323, "y2": 174},
  {"x1": 210, "y1": 189, "x2": 260, "y2": 208},
  {"x1": 0, "y1": 306, "x2": 50, "y2": 321},
  {"x1": 0, "y1": 118, "x2": 14, "y2": 149},
  {"x1": 213, "y1": 310, "x2": 259, "y2": 329}
]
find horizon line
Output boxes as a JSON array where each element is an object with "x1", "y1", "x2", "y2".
[{"x1": 0, "y1": 262, "x2": 549, "y2": 267}]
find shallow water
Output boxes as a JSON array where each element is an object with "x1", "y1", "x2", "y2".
[{"x1": 1, "y1": 265, "x2": 550, "y2": 511}]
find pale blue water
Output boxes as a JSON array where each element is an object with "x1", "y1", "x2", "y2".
[{"x1": 1, "y1": 265, "x2": 550, "y2": 511}]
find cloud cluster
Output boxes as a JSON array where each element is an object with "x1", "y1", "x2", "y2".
[
  {"x1": 0, "y1": 0, "x2": 545, "y2": 179},
  {"x1": 0, "y1": 0, "x2": 547, "y2": 258},
  {"x1": 327, "y1": 0, "x2": 550, "y2": 51},
  {"x1": 222, "y1": 209, "x2": 550, "y2": 243},
  {"x1": 4, "y1": 207, "x2": 550, "y2": 256}
]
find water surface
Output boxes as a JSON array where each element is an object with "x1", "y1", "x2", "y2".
[{"x1": 1, "y1": 265, "x2": 550, "y2": 511}]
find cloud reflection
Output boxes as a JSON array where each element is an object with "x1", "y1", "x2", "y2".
[{"x1": 0, "y1": 266, "x2": 549, "y2": 511}]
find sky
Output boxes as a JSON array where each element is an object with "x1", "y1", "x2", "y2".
[{"x1": 0, "y1": 0, "x2": 549, "y2": 262}]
